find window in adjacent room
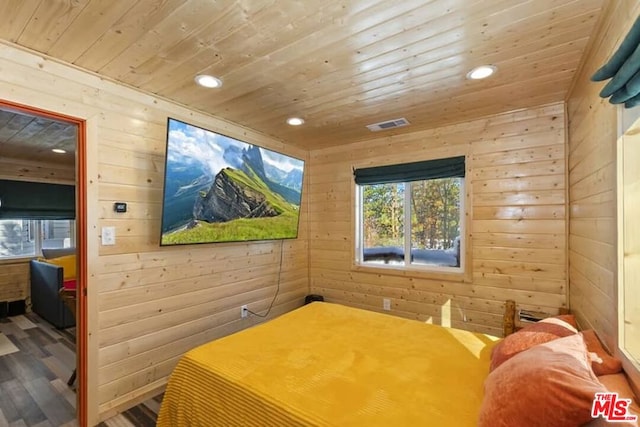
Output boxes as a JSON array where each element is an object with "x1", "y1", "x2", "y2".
[
  {"x1": 0, "y1": 219, "x2": 35, "y2": 258},
  {"x1": 0, "y1": 219, "x2": 74, "y2": 259},
  {"x1": 354, "y1": 156, "x2": 465, "y2": 273}
]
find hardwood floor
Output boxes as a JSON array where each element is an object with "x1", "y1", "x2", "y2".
[
  {"x1": 0, "y1": 312, "x2": 77, "y2": 426},
  {"x1": 97, "y1": 395, "x2": 162, "y2": 427},
  {"x1": 0, "y1": 312, "x2": 162, "y2": 427}
]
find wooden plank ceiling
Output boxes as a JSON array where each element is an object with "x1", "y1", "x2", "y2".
[
  {"x1": 0, "y1": 109, "x2": 76, "y2": 166},
  {"x1": 0, "y1": 0, "x2": 605, "y2": 150}
]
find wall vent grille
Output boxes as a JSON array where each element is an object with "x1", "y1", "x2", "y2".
[{"x1": 366, "y1": 117, "x2": 410, "y2": 132}]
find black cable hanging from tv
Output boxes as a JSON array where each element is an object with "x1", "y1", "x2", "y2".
[{"x1": 247, "y1": 239, "x2": 284, "y2": 318}]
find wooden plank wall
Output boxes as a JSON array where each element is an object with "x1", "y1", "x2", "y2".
[
  {"x1": 566, "y1": 0, "x2": 640, "y2": 351},
  {"x1": 0, "y1": 156, "x2": 75, "y2": 185},
  {"x1": 0, "y1": 42, "x2": 309, "y2": 424},
  {"x1": 308, "y1": 103, "x2": 567, "y2": 337},
  {"x1": 0, "y1": 261, "x2": 29, "y2": 302}
]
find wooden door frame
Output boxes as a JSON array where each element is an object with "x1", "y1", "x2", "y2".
[{"x1": 0, "y1": 99, "x2": 88, "y2": 425}]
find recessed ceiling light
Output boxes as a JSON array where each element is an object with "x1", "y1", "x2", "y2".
[
  {"x1": 52, "y1": 148, "x2": 66, "y2": 154},
  {"x1": 194, "y1": 74, "x2": 222, "y2": 88},
  {"x1": 286, "y1": 117, "x2": 304, "y2": 126},
  {"x1": 466, "y1": 65, "x2": 497, "y2": 80}
]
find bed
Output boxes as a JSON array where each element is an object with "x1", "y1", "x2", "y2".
[
  {"x1": 158, "y1": 301, "x2": 639, "y2": 426},
  {"x1": 157, "y1": 302, "x2": 499, "y2": 426}
]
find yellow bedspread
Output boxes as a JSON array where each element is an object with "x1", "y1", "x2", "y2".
[{"x1": 157, "y1": 302, "x2": 498, "y2": 426}]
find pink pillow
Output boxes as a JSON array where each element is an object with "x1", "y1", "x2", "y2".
[
  {"x1": 63, "y1": 279, "x2": 77, "y2": 290},
  {"x1": 490, "y1": 315, "x2": 578, "y2": 371},
  {"x1": 581, "y1": 330, "x2": 622, "y2": 376},
  {"x1": 551, "y1": 314, "x2": 579, "y2": 329},
  {"x1": 479, "y1": 333, "x2": 606, "y2": 427}
]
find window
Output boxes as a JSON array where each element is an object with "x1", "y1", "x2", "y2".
[
  {"x1": 0, "y1": 219, "x2": 35, "y2": 258},
  {"x1": 40, "y1": 219, "x2": 75, "y2": 250},
  {"x1": 0, "y1": 219, "x2": 74, "y2": 259},
  {"x1": 617, "y1": 106, "x2": 640, "y2": 368},
  {"x1": 355, "y1": 156, "x2": 465, "y2": 272}
]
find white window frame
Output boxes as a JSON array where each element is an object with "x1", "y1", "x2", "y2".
[
  {"x1": 617, "y1": 105, "x2": 640, "y2": 371},
  {"x1": 355, "y1": 178, "x2": 465, "y2": 274}
]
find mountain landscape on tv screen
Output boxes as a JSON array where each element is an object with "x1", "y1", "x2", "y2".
[{"x1": 160, "y1": 120, "x2": 304, "y2": 245}]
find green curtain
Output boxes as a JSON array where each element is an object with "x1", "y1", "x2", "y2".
[
  {"x1": 0, "y1": 180, "x2": 75, "y2": 219},
  {"x1": 354, "y1": 155, "x2": 465, "y2": 185},
  {"x1": 592, "y1": 15, "x2": 640, "y2": 108}
]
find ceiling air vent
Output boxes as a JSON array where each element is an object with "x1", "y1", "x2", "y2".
[{"x1": 366, "y1": 117, "x2": 410, "y2": 132}]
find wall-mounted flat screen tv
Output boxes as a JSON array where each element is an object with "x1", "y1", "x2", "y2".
[{"x1": 159, "y1": 118, "x2": 305, "y2": 246}]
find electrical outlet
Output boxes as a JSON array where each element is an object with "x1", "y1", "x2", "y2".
[
  {"x1": 101, "y1": 226, "x2": 116, "y2": 246},
  {"x1": 383, "y1": 298, "x2": 391, "y2": 311},
  {"x1": 241, "y1": 305, "x2": 248, "y2": 318}
]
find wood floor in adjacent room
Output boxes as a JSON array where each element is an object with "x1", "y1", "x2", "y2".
[{"x1": 0, "y1": 312, "x2": 162, "y2": 427}]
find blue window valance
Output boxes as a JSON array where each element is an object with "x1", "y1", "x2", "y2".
[
  {"x1": 0, "y1": 180, "x2": 75, "y2": 220},
  {"x1": 353, "y1": 156, "x2": 465, "y2": 186}
]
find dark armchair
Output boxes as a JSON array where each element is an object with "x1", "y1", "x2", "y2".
[{"x1": 30, "y1": 260, "x2": 75, "y2": 329}]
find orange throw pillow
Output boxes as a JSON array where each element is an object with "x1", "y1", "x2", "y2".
[
  {"x1": 581, "y1": 330, "x2": 622, "y2": 376},
  {"x1": 490, "y1": 314, "x2": 578, "y2": 371},
  {"x1": 479, "y1": 333, "x2": 606, "y2": 427}
]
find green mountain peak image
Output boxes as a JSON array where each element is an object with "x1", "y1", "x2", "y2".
[
  {"x1": 194, "y1": 168, "x2": 281, "y2": 223},
  {"x1": 160, "y1": 119, "x2": 304, "y2": 245}
]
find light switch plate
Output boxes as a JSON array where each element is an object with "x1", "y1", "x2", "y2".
[{"x1": 102, "y1": 226, "x2": 116, "y2": 245}]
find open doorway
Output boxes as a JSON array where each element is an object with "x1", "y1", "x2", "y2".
[{"x1": 0, "y1": 100, "x2": 87, "y2": 425}]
